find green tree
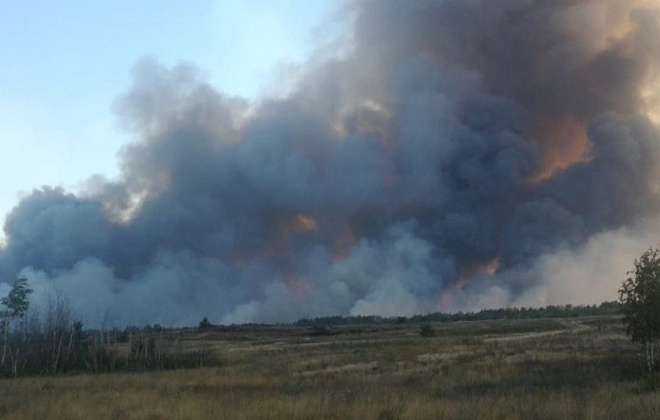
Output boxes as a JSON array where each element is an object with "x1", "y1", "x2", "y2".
[
  {"x1": 0, "y1": 278, "x2": 33, "y2": 367},
  {"x1": 420, "y1": 323, "x2": 434, "y2": 338},
  {"x1": 198, "y1": 317, "x2": 212, "y2": 330},
  {"x1": 1, "y1": 277, "x2": 32, "y2": 319},
  {"x1": 619, "y1": 247, "x2": 660, "y2": 372}
]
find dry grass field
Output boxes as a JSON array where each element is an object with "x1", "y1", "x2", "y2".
[{"x1": 0, "y1": 315, "x2": 658, "y2": 419}]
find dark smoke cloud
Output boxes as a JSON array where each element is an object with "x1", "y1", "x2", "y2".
[{"x1": 2, "y1": 0, "x2": 660, "y2": 326}]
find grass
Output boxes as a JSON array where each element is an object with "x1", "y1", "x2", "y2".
[{"x1": 0, "y1": 315, "x2": 658, "y2": 419}]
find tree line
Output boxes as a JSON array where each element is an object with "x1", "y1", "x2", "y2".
[{"x1": 294, "y1": 301, "x2": 621, "y2": 327}]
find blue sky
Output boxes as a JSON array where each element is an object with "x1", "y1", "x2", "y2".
[{"x1": 0, "y1": 0, "x2": 335, "y2": 241}]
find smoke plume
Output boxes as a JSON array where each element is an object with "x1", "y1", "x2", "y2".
[{"x1": 2, "y1": 0, "x2": 660, "y2": 326}]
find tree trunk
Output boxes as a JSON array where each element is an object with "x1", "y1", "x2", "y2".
[
  {"x1": 647, "y1": 341, "x2": 653, "y2": 373},
  {"x1": 1, "y1": 320, "x2": 6, "y2": 367},
  {"x1": 1, "y1": 318, "x2": 10, "y2": 371},
  {"x1": 652, "y1": 340, "x2": 656, "y2": 372},
  {"x1": 52, "y1": 330, "x2": 63, "y2": 374},
  {"x1": 12, "y1": 348, "x2": 19, "y2": 376}
]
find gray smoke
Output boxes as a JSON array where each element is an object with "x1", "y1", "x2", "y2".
[{"x1": 2, "y1": 0, "x2": 660, "y2": 326}]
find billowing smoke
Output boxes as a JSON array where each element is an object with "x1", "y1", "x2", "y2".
[{"x1": 2, "y1": 0, "x2": 660, "y2": 326}]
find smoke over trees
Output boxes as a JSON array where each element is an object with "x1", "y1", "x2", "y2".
[{"x1": 2, "y1": 0, "x2": 660, "y2": 326}]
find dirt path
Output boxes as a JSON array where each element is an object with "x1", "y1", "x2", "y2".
[{"x1": 483, "y1": 319, "x2": 593, "y2": 343}]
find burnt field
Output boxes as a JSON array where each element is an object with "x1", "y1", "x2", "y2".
[{"x1": 0, "y1": 314, "x2": 658, "y2": 419}]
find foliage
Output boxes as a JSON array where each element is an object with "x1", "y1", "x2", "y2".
[
  {"x1": 1, "y1": 277, "x2": 34, "y2": 372},
  {"x1": 619, "y1": 247, "x2": 660, "y2": 372},
  {"x1": 116, "y1": 329, "x2": 130, "y2": 343},
  {"x1": 308, "y1": 326, "x2": 332, "y2": 337},
  {"x1": 420, "y1": 323, "x2": 435, "y2": 338},
  {"x1": 1, "y1": 278, "x2": 32, "y2": 319},
  {"x1": 294, "y1": 302, "x2": 620, "y2": 327},
  {"x1": 643, "y1": 372, "x2": 660, "y2": 392},
  {"x1": 199, "y1": 317, "x2": 213, "y2": 330}
]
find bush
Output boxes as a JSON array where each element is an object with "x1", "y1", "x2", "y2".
[
  {"x1": 420, "y1": 323, "x2": 435, "y2": 337},
  {"x1": 116, "y1": 330, "x2": 130, "y2": 343},
  {"x1": 308, "y1": 326, "x2": 332, "y2": 337},
  {"x1": 643, "y1": 372, "x2": 660, "y2": 392},
  {"x1": 199, "y1": 317, "x2": 213, "y2": 330}
]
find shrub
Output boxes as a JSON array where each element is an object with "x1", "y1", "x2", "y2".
[
  {"x1": 199, "y1": 317, "x2": 213, "y2": 330},
  {"x1": 420, "y1": 323, "x2": 435, "y2": 337}
]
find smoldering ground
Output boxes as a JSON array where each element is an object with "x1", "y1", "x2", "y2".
[{"x1": 2, "y1": 0, "x2": 660, "y2": 326}]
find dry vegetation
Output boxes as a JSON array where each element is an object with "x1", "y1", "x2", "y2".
[{"x1": 0, "y1": 315, "x2": 658, "y2": 419}]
